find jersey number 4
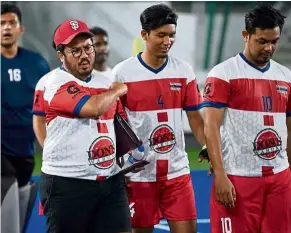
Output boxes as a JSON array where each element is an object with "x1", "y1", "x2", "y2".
[{"x1": 8, "y1": 69, "x2": 21, "y2": 82}]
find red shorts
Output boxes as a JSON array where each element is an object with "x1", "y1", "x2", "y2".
[
  {"x1": 127, "y1": 174, "x2": 197, "y2": 227},
  {"x1": 39, "y1": 201, "x2": 44, "y2": 215},
  {"x1": 211, "y1": 169, "x2": 291, "y2": 233}
]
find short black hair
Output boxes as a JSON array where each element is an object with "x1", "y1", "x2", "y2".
[
  {"x1": 89, "y1": 26, "x2": 108, "y2": 38},
  {"x1": 1, "y1": 3, "x2": 22, "y2": 24},
  {"x1": 245, "y1": 3, "x2": 286, "y2": 35},
  {"x1": 140, "y1": 4, "x2": 178, "y2": 32},
  {"x1": 52, "y1": 24, "x2": 65, "y2": 52}
]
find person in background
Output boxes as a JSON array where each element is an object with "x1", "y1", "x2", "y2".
[
  {"x1": 1, "y1": 3, "x2": 50, "y2": 233},
  {"x1": 90, "y1": 26, "x2": 113, "y2": 81}
]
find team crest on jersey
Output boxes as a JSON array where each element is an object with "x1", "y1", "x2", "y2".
[
  {"x1": 70, "y1": 20, "x2": 79, "y2": 30},
  {"x1": 203, "y1": 83, "x2": 211, "y2": 97},
  {"x1": 170, "y1": 82, "x2": 182, "y2": 91},
  {"x1": 276, "y1": 85, "x2": 288, "y2": 95},
  {"x1": 88, "y1": 136, "x2": 116, "y2": 169},
  {"x1": 149, "y1": 124, "x2": 176, "y2": 154},
  {"x1": 253, "y1": 128, "x2": 282, "y2": 160}
]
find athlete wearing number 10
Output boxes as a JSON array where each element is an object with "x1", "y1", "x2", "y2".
[{"x1": 202, "y1": 4, "x2": 291, "y2": 233}]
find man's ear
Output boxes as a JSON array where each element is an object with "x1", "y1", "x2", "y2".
[
  {"x1": 57, "y1": 51, "x2": 64, "y2": 63},
  {"x1": 141, "y1": 29, "x2": 148, "y2": 41},
  {"x1": 242, "y1": 30, "x2": 249, "y2": 43}
]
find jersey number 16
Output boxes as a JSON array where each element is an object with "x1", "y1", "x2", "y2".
[{"x1": 8, "y1": 69, "x2": 21, "y2": 82}]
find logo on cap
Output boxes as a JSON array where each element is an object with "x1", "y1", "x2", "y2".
[{"x1": 70, "y1": 20, "x2": 79, "y2": 31}]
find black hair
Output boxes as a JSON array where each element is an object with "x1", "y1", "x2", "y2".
[
  {"x1": 89, "y1": 26, "x2": 108, "y2": 38},
  {"x1": 245, "y1": 3, "x2": 286, "y2": 35},
  {"x1": 140, "y1": 4, "x2": 178, "y2": 32},
  {"x1": 1, "y1": 3, "x2": 22, "y2": 24},
  {"x1": 52, "y1": 24, "x2": 64, "y2": 52}
]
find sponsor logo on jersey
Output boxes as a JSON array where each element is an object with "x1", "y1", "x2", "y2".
[
  {"x1": 88, "y1": 136, "x2": 116, "y2": 169},
  {"x1": 253, "y1": 128, "x2": 282, "y2": 160},
  {"x1": 276, "y1": 85, "x2": 288, "y2": 95},
  {"x1": 149, "y1": 124, "x2": 176, "y2": 153},
  {"x1": 67, "y1": 84, "x2": 82, "y2": 99},
  {"x1": 170, "y1": 82, "x2": 182, "y2": 91}
]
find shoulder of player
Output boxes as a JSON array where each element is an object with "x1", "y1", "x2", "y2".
[
  {"x1": 45, "y1": 68, "x2": 77, "y2": 89},
  {"x1": 91, "y1": 70, "x2": 112, "y2": 87},
  {"x1": 168, "y1": 56, "x2": 194, "y2": 70},
  {"x1": 19, "y1": 47, "x2": 46, "y2": 61},
  {"x1": 112, "y1": 56, "x2": 137, "y2": 74},
  {"x1": 207, "y1": 56, "x2": 236, "y2": 82},
  {"x1": 35, "y1": 69, "x2": 55, "y2": 90},
  {"x1": 270, "y1": 59, "x2": 291, "y2": 82}
]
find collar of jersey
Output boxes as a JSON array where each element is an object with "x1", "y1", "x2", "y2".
[
  {"x1": 239, "y1": 52, "x2": 270, "y2": 73},
  {"x1": 137, "y1": 52, "x2": 168, "y2": 74},
  {"x1": 59, "y1": 66, "x2": 92, "y2": 83}
]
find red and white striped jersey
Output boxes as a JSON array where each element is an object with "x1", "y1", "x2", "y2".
[
  {"x1": 203, "y1": 53, "x2": 291, "y2": 177},
  {"x1": 113, "y1": 54, "x2": 202, "y2": 182},
  {"x1": 42, "y1": 67, "x2": 124, "y2": 180}
]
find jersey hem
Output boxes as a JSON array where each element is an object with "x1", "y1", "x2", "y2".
[
  {"x1": 225, "y1": 164, "x2": 289, "y2": 177},
  {"x1": 201, "y1": 101, "x2": 227, "y2": 108},
  {"x1": 32, "y1": 110, "x2": 46, "y2": 116},
  {"x1": 41, "y1": 167, "x2": 120, "y2": 180},
  {"x1": 127, "y1": 169, "x2": 190, "y2": 182}
]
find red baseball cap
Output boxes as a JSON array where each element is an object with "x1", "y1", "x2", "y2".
[{"x1": 53, "y1": 19, "x2": 94, "y2": 48}]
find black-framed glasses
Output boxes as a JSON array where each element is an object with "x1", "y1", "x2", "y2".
[{"x1": 67, "y1": 44, "x2": 95, "y2": 58}]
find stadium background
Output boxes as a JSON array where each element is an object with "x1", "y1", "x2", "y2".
[{"x1": 8, "y1": 1, "x2": 291, "y2": 233}]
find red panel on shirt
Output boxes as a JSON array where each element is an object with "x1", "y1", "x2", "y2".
[
  {"x1": 183, "y1": 79, "x2": 202, "y2": 110},
  {"x1": 157, "y1": 112, "x2": 168, "y2": 123},
  {"x1": 46, "y1": 81, "x2": 89, "y2": 124},
  {"x1": 47, "y1": 83, "x2": 122, "y2": 125},
  {"x1": 203, "y1": 77, "x2": 230, "y2": 104},
  {"x1": 228, "y1": 79, "x2": 289, "y2": 113},
  {"x1": 124, "y1": 78, "x2": 190, "y2": 111},
  {"x1": 263, "y1": 115, "x2": 274, "y2": 126},
  {"x1": 33, "y1": 90, "x2": 46, "y2": 115},
  {"x1": 204, "y1": 78, "x2": 291, "y2": 113}
]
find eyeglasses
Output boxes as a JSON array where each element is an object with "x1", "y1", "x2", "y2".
[{"x1": 67, "y1": 44, "x2": 95, "y2": 58}]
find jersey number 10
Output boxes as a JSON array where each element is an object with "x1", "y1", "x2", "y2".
[
  {"x1": 221, "y1": 217, "x2": 232, "y2": 233},
  {"x1": 8, "y1": 69, "x2": 21, "y2": 82},
  {"x1": 262, "y1": 96, "x2": 273, "y2": 112}
]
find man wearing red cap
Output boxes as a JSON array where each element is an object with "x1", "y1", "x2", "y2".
[{"x1": 39, "y1": 19, "x2": 131, "y2": 233}]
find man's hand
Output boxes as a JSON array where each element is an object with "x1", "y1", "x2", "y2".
[
  {"x1": 198, "y1": 145, "x2": 209, "y2": 162},
  {"x1": 198, "y1": 145, "x2": 213, "y2": 176},
  {"x1": 110, "y1": 82, "x2": 128, "y2": 96},
  {"x1": 215, "y1": 173, "x2": 236, "y2": 208}
]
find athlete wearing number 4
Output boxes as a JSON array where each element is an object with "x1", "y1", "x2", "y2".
[
  {"x1": 202, "y1": 4, "x2": 291, "y2": 233},
  {"x1": 113, "y1": 4, "x2": 206, "y2": 233}
]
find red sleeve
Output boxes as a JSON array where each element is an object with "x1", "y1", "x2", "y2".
[
  {"x1": 32, "y1": 90, "x2": 46, "y2": 116},
  {"x1": 49, "y1": 81, "x2": 90, "y2": 116},
  {"x1": 183, "y1": 79, "x2": 202, "y2": 111},
  {"x1": 202, "y1": 77, "x2": 230, "y2": 108},
  {"x1": 116, "y1": 99, "x2": 127, "y2": 120}
]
